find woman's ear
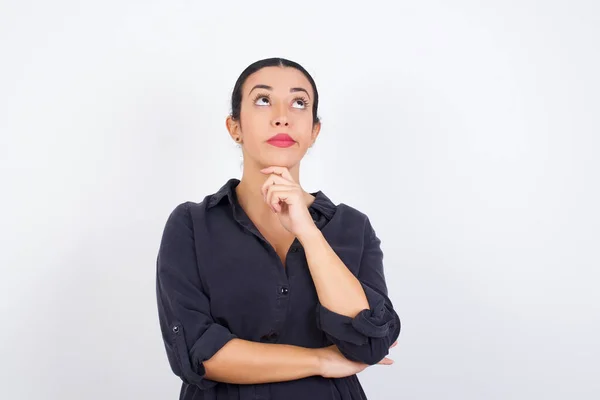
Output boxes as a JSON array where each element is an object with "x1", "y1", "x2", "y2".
[
  {"x1": 311, "y1": 121, "x2": 321, "y2": 143},
  {"x1": 226, "y1": 115, "x2": 241, "y2": 140}
]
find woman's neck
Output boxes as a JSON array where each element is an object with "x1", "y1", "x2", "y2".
[{"x1": 235, "y1": 160, "x2": 314, "y2": 224}]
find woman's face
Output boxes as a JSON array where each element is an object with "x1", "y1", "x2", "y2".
[{"x1": 227, "y1": 66, "x2": 320, "y2": 168}]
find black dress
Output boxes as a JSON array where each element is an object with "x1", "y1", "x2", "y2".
[{"x1": 156, "y1": 178, "x2": 401, "y2": 400}]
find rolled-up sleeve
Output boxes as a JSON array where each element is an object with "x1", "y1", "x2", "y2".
[
  {"x1": 156, "y1": 202, "x2": 237, "y2": 389},
  {"x1": 316, "y1": 216, "x2": 401, "y2": 365}
]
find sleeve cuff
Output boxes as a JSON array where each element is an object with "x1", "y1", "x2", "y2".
[
  {"x1": 316, "y1": 284, "x2": 394, "y2": 345},
  {"x1": 190, "y1": 323, "x2": 237, "y2": 365},
  {"x1": 174, "y1": 323, "x2": 237, "y2": 389}
]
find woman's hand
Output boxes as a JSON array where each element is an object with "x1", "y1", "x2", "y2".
[
  {"x1": 316, "y1": 341, "x2": 398, "y2": 378},
  {"x1": 260, "y1": 166, "x2": 317, "y2": 237}
]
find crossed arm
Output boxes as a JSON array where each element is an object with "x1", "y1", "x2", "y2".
[{"x1": 156, "y1": 204, "x2": 400, "y2": 389}]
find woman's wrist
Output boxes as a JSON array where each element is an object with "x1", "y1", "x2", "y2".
[{"x1": 311, "y1": 347, "x2": 325, "y2": 377}]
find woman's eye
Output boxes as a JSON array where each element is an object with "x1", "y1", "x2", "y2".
[
  {"x1": 255, "y1": 96, "x2": 270, "y2": 106},
  {"x1": 292, "y1": 99, "x2": 306, "y2": 109}
]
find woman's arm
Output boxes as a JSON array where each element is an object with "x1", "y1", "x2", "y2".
[
  {"x1": 203, "y1": 339, "x2": 320, "y2": 384},
  {"x1": 298, "y1": 227, "x2": 370, "y2": 318},
  {"x1": 299, "y1": 214, "x2": 401, "y2": 365},
  {"x1": 205, "y1": 339, "x2": 394, "y2": 383}
]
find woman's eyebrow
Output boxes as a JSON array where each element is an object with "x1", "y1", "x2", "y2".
[
  {"x1": 290, "y1": 87, "x2": 310, "y2": 99},
  {"x1": 249, "y1": 84, "x2": 311, "y2": 99}
]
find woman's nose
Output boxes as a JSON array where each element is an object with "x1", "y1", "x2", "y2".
[
  {"x1": 271, "y1": 104, "x2": 289, "y2": 127},
  {"x1": 273, "y1": 118, "x2": 289, "y2": 127}
]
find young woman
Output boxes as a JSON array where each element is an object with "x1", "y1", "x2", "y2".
[{"x1": 156, "y1": 57, "x2": 401, "y2": 400}]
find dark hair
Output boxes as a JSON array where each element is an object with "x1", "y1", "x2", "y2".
[{"x1": 230, "y1": 57, "x2": 320, "y2": 126}]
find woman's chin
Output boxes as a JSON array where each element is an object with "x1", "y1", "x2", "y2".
[{"x1": 259, "y1": 154, "x2": 300, "y2": 168}]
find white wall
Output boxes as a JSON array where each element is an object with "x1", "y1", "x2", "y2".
[{"x1": 1, "y1": 1, "x2": 598, "y2": 399}]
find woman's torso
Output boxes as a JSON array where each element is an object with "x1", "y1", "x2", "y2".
[{"x1": 180, "y1": 178, "x2": 370, "y2": 399}]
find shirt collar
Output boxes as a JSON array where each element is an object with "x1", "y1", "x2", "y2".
[{"x1": 206, "y1": 178, "x2": 337, "y2": 220}]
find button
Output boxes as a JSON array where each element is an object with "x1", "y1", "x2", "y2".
[
  {"x1": 280, "y1": 286, "x2": 289, "y2": 295},
  {"x1": 172, "y1": 325, "x2": 180, "y2": 333},
  {"x1": 291, "y1": 247, "x2": 299, "y2": 253}
]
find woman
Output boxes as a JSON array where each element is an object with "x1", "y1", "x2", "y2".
[{"x1": 156, "y1": 57, "x2": 401, "y2": 400}]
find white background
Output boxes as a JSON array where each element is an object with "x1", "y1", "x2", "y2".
[{"x1": 1, "y1": 1, "x2": 599, "y2": 399}]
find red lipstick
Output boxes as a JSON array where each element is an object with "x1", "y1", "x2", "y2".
[{"x1": 267, "y1": 133, "x2": 296, "y2": 148}]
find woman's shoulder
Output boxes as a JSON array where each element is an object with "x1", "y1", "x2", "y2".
[
  {"x1": 310, "y1": 189, "x2": 370, "y2": 221},
  {"x1": 329, "y1": 200, "x2": 374, "y2": 233},
  {"x1": 164, "y1": 179, "x2": 237, "y2": 217}
]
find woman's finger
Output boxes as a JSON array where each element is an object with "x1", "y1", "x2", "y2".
[
  {"x1": 260, "y1": 174, "x2": 296, "y2": 199},
  {"x1": 265, "y1": 185, "x2": 295, "y2": 212},
  {"x1": 260, "y1": 166, "x2": 295, "y2": 182},
  {"x1": 377, "y1": 357, "x2": 394, "y2": 365}
]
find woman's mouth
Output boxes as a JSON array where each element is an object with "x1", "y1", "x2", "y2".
[{"x1": 267, "y1": 133, "x2": 296, "y2": 148}]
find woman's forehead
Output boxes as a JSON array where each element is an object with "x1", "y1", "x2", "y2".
[{"x1": 244, "y1": 67, "x2": 312, "y2": 95}]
